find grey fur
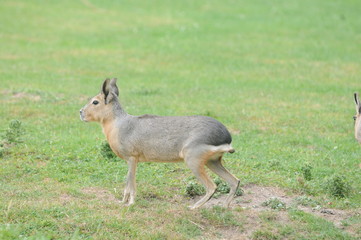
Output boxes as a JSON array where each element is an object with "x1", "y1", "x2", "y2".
[{"x1": 80, "y1": 78, "x2": 239, "y2": 209}]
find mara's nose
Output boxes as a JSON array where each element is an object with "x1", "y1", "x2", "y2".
[{"x1": 79, "y1": 109, "x2": 85, "y2": 121}]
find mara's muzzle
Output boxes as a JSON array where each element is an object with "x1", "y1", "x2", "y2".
[{"x1": 79, "y1": 109, "x2": 86, "y2": 122}]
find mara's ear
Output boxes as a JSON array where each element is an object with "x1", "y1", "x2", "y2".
[
  {"x1": 101, "y1": 78, "x2": 119, "y2": 104},
  {"x1": 355, "y1": 93, "x2": 361, "y2": 114},
  {"x1": 110, "y1": 78, "x2": 119, "y2": 97}
]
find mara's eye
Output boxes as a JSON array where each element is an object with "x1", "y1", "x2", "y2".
[
  {"x1": 353, "y1": 116, "x2": 357, "y2": 121},
  {"x1": 92, "y1": 100, "x2": 99, "y2": 105}
]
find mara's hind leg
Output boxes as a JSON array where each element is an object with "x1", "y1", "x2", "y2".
[
  {"x1": 206, "y1": 157, "x2": 240, "y2": 207},
  {"x1": 185, "y1": 148, "x2": 217, "y2": 209}
]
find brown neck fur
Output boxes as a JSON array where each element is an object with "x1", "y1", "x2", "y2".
[{"x1": 100, "y1": 100, "x2": 126, "y2": 144}]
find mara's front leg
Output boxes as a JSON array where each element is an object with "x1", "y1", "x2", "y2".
[{"x1": 122, "y1": 157, "x2": 138, "y2": 206}]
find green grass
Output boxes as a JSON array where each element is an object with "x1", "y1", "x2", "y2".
[{"x1": 1, "y1": 0, "x2": 361, "y2": 239}]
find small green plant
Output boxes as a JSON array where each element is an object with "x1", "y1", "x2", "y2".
[
  {"x1": 0, "y1": 120, "x2": 25, "y2": 157},
  {"x1": 214, "y1": 177, "x2": 243, "y2": 198},
  {"x1": 186, "y1": 180, "x2": 205, "y2": 197},
  {"x1": 262, "y1": 198, "x2": 287, "y2": 210},
  {"x1": 214, "y1": 177, "x2": 230, "y2": 197},
  {"x1": 301, "y1": 163, "x2": 312, "y2": 181},
  {"x1": 185, "y1": 177, "x2": 243, "y2": 198},
  {"x1": 2, "y1": 120, "x2": 25, "y2": 144},
  {"x1": 323, "y1": 174, "x2": 351, "y2": 198},
  {"x1": 293, "y1": 195, "x2": 320, "y2": 207},
  {"x1": 99, "y1": 141, "x2": 118, "y2": 161}
]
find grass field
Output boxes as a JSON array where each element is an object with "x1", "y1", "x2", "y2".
[{"x1": 1, "y1": 0, "x2": 361, "y2": 239}]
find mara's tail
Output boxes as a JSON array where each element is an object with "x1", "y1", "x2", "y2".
[{"x1": 213, "y1": 144, "x2": 235, "y2": 154}]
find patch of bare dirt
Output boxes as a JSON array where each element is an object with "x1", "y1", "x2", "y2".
[
  {"x1": 57, "y1": 187, "x2": 121, "y2": 207},
  {"x1": 191, "y1": 184, "x2": 360, "y2": 238},
  {"x1": 218, "y1": 227, "x2": 245, "y2": 240},
  {"x1": 238, "y1": 184, "x2": 360, "y2": 233},
  {"x1": 1, "y1": 90, "x2": 41, "y2": 102},
  {"x1": 299, "y1": 206, "x2": 361, "y2": 234},
  {"x1": 11, "y1": 92, "x2": 41, "y2": 101},
  {"x1": 235, "y1": 184, "x2": 293, "y2": 210},
  {"x1": 59, "y1": 193, "x2": 74, "y2": 205},
  {"x1": 200, "y1": 184, "x2": 292, "y2": 210},
  {"x1": 1, "y1": 90, "x2": 62, "y2": 103},
  {"x1": 81, "y1": 187, "x2": 120, "y2": 203}
]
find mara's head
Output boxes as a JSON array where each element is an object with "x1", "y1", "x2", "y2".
[
  {"x1": 354, "y1": 93, "x2": 361, "y2": 144},
  {"x1": 80, "y1": 78, "x2": 119, "y2": 123}
]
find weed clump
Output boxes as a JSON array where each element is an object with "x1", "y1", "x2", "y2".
[
  {"x1": 262, "y1": 198, "x2": 287, "y2": 210},
  {"x1": 186, "y1": 181, "x2": 205, "y2": 197},
  {"x1": 214, "y1": 177, "x2": 231, "y2": 197},
  {"x1": 323, "y1": 174, "x2": 351, "y2": 198},
  {"x1": 214, "y1": 177, "x2": 243, "y2": 197},
  {"x1": 301, "y1": 163, "x2": 312, "y2": 181},
  {"x1": 99, "y1": 141, "x2": 118, "y2": 161},
  {"x1": 185, "y1": 177, "x2": 243, "y2": 198},
  {"x1": 0, "y1": 120, "x2": 25, "y2": 157},
  {"x1": 3, "y1": 120, "x2": 25, "y2": 144},
  {"x1": 293, "y1": 195, "x2": 320, "y2": 207}
]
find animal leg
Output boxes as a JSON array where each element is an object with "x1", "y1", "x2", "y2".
[
  {"x1": 185, "y1": 148, "x2": 217, "y2": 209},
  {"x1": 206, "y1": 157, "x2": 240, "y2": 207},
  {"x1": 122, "y1": 157, "x2": 138, "y2": 206}
]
